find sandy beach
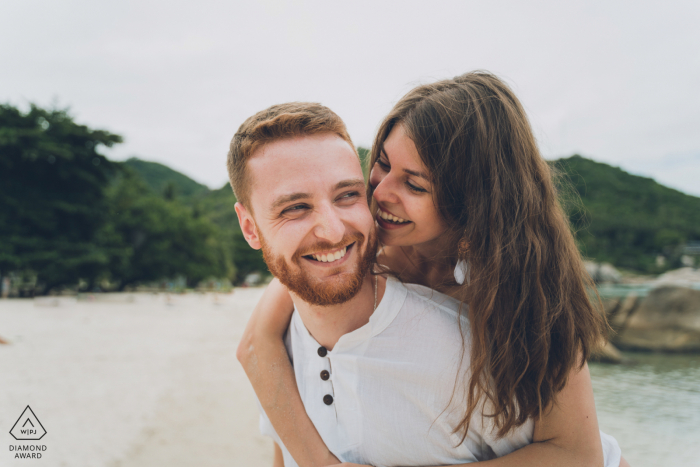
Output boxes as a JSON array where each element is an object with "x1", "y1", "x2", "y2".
[
  {"x1": 0, "y1": 289, "x2": 273, "y2": 467},
  {"x1": 3, "y1": 288, "x2": 700, "y2": 467}
]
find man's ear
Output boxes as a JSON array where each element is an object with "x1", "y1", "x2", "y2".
[{"x1": 234, "y1": 202, "x2": 262, "y2": 250}]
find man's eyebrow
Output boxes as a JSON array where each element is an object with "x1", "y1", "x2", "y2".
[
  {"x1": 334, "y1": 178, "x2": 365, "y2": 190},
  {"x1": 270, "y1": 192, "x2": 311, "y2": 211}
]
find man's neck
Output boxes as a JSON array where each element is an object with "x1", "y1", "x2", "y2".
[{"x1": 290, "y1": 275, "x2": 377, "y2": 350}]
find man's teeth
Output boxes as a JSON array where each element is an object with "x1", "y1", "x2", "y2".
[
  {"x1": 311, "y1": 246, "x2": 348, "y2": 263},
  {"x1": 379, "y1": 209, "x2": 409, "y2": 224}
]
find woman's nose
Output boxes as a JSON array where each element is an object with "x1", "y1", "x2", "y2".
[{"x1": 370, "y1": 168, "x2": 399, "y2": 205}]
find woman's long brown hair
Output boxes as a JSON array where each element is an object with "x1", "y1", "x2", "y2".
[{"x1": 367, "y1": 71, "x2": 607, "y2": 439}]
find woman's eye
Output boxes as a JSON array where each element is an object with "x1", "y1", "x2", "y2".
[
  {"x1": 406, "y1": 181, "x2": 428, "y2": 193},
  {"x1": 376, "y1": 159, "x2": 390, "y2": 170}
]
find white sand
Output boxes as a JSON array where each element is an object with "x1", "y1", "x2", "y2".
[{"x1": 0, "y1": 290, "x2": 274, "y2": 467}]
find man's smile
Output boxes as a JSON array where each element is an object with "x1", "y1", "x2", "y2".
[{"x1": 302, "y1": 242, "x2": 355, "y2": 266}]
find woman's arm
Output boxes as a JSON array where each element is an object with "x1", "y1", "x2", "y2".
[
  {"x1": 424, "y1": 362, "x2": 616, "y2": 467},
  {"x1": 478, "y1": 362, "x2": 607, "y2": 467},
  {"x1": 237, "y1": 278, "x2": 339, "y2": 467},
  {"x1": 327, "y1": 362, "x2": 619, "y2": 467}
]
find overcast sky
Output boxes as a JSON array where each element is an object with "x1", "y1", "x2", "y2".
[{"x1": 2, "y1": 0, "x2": 699, "y2": 195}]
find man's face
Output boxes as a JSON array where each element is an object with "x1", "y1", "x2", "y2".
[{"x1": 235, "y1": 133, "x2": 377, "y2": 306}]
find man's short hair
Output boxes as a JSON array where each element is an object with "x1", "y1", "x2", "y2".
[{"x1": 227, "y1": 102, "x2": 355, "y2": 208}]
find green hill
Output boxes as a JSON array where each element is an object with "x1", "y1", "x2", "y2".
[
  {"x1": 124, "y1": 153, "x2": 700, "y2": 274},
  {"x1": 122, "y1": 159, "x2": 267, "y2": 279},
  {"x1": 123, "y1": 158, "x2": 209, "y2": 199},
  {"x1": 554, "y1": 155, "x2": 700, "y2": 272}
]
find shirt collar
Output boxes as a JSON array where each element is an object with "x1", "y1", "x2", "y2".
[{"x1": 292, "y1": 276, "x2": 407, "y2": 353}]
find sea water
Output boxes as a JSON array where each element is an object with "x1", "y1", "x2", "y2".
[{"x1": 590, "y1": 352, "x2": 700, "y2": 467}]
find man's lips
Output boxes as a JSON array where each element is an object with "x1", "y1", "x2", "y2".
[{"x1": 302, "y1": 242, "x2": 355, "y2": 265}]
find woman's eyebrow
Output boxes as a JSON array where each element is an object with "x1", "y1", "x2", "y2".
[
  {"x1": 381, "y1": 148, "x2": 429, "y2": 181},
  {"x1": 403, "y1": 168, "x2": 429, "y2": 180}
]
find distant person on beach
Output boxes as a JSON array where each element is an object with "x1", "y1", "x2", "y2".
[{"x1": 229, "y1": 88, "x2": 627, "y2": 466}]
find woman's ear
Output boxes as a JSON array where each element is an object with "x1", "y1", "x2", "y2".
[{"x1": 234, "y1": 202, "x2": 262, "y2": 250}]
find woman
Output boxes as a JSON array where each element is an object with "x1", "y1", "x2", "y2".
[{"x1": 238, "y1": 71, "x2": 628, "y2": 467}]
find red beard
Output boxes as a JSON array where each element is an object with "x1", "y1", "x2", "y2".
[{"x1": 260, "y1": 230, "x2": 377, "y2": 306}]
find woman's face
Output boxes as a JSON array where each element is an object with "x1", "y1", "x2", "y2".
[{"x1": 369, "y1": 124, "x2": 448, "y2": 248}]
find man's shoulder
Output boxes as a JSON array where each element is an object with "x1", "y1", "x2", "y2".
[
  {"x1": 402, "y1": 281, "x2": 464, "y2": 316},
  {"x1": 387, "y1": 278, "x2": 469, "y2": 332}
]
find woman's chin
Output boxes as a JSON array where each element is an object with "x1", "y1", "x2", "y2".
[{"x1": 378, "y1": 229, "x2": 410, "y2": 247}]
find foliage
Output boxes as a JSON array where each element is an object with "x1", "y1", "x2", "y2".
[
  {"x1": 553, "y1": 155, "x2": 700, "y2": 272},
  {"x1": 357, "y1": 146, "x2": 371, "y2": 180},
  {"x1": 193, "y1": 184, "x2": 268, "y2": 279},
  {"x1": 3, "y1": 101, "x2": 696, "y2": 293},
  {"x1": 120, "y1": 158, "x2": 268, "y2": 281},
  {"x1": 122, "y1": 157, "x2": 209, "y2": 200},
  {"x1": 0, "y1": 103, "x2": 235, "y2": 293},
  {"x1": 100, "y1": 169, "x2": 233, "y2": 290},
  {"x1": 0, "y1": 103, "x2": 121, "y2": 290}
]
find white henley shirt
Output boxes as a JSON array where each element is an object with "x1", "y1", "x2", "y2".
[{"x1": 259, "y1": 277, "x2": 621, "y2": 467}]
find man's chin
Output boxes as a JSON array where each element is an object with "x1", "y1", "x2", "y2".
[
  {"x1": 284, "y1": 263, "x2": 365, "y2": 307},
  {"x1": 261, "y1": 230, "x2": 378, "y2": 307}
]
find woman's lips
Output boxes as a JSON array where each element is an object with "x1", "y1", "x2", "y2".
[
  {"x1": 377, "y1": 207, "x2": 410, "y2": 223},
  {"x1": 376, "y1": 214, "x2": 411, "y2": 230},
  {"x1": 376, "y1": 207, "x2": 411, "y2": 230}
]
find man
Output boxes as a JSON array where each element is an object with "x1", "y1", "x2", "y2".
[{"x1": 228, "y1": 103, "x2": 622, "y2": 467}]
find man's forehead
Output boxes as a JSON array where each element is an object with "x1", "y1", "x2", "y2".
[{"x1": 247, "y1": 134, "x2": 363, "y2": 209}]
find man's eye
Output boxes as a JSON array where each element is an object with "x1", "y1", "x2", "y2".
[
  {"x1": 339, "y1": 191, "x2": 360, "y2": 200},
  {"x1": 282, "y1": 204, "x2": 308, "y2": 214}
]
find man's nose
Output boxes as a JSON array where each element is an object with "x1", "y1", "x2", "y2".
[{"x1": 313, "y1": 204, "x2": 345, "y2": 245}]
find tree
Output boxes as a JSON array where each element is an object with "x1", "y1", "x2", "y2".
[
  {"x1": 101, "y1": 169, "x2": 233, "y2": 290},
  {"x1": 554, "y1": 155, "x2": 700, "y2": 272},
  {"x1": 0, "y1": 103, "x2": 121, "y2": 291}
]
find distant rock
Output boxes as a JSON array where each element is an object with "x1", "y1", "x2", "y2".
[
  {"x1": 653, "y1": 267, "x2": 700, "y2": 288},
  {"x1": 590, "y1": 340, "x2": 624, "y2": 364},
  {"x1": 584, "y1": 261, "x2": 622, "y2": 283},
  {"x1": 613, "y1": 286, "x2": 700, "y2": 352}
]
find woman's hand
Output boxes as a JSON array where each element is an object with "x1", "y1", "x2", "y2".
[{"x1": 237, "y1": 278, "x2": 339, "y2": 467}]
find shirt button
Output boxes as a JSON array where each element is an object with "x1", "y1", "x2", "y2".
[
  {"x1": 320, "y1": 370, "x2": 330, "y2": 381},
  {"x1": 317, "y1": 346, "x2": 328, "y2": 357},
  {"x1": 323, "y1": 394, "x2": 334, "y2": 405}
]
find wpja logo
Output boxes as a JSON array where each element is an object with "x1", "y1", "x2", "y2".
[{"x1": 9, "y1": 406, "x2": 47, "y2": 459}]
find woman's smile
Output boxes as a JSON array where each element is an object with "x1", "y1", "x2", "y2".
[{"x1": 376, "y1": 206, "x2": 412, "y2": 230}]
